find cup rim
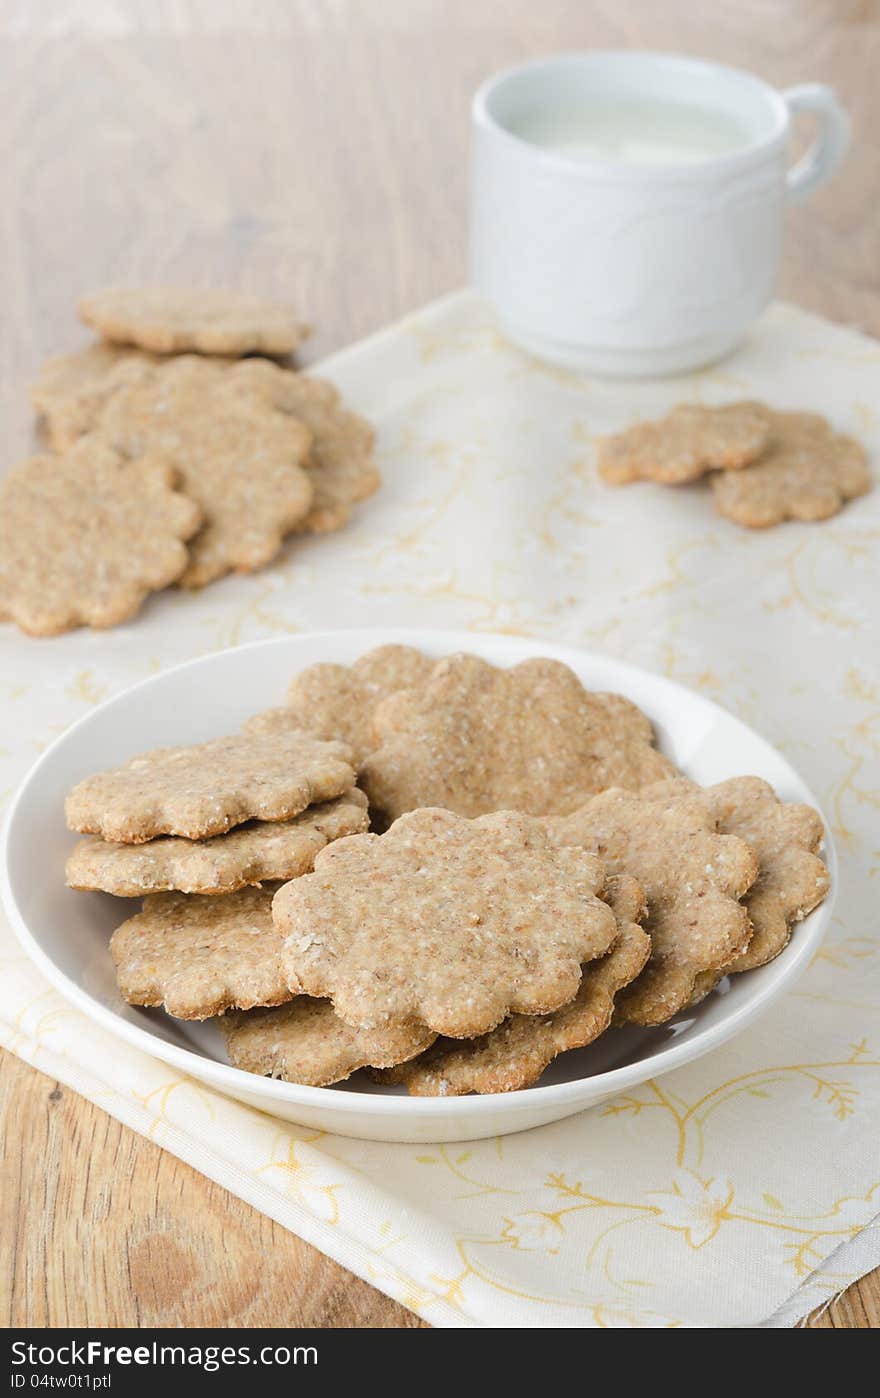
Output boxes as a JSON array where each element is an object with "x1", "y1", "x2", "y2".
[{"x1": 472, "y1": 49, "x2": 790, "y2": 181}]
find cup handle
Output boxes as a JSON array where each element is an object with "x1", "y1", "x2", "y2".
[{"x1": 783, "y1": 83, "x2": 850, "y2": 204}]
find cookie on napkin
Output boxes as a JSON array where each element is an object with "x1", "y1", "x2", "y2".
[
  {"x1": 111, "y1": 886, "x2": 291, "y2": 1019},
  {"x1": 274, "y1": 807, "x2": 617, "y2": 1037},
  {"x1": 65, "y1": 730, "x2": 355, "y2": 844},
  {"x1": 361, "y1": 653, "x2": 676, "y2": 821},
  {"x1": 227, "y1": 359, "x2": 380, "y2": 533},
  {"x1": 95, "y1": 355, "x2": 313, "y2": 587},
  {"x1": 66, "y1": 789, "x2": 368, "y2": 896},
  {"x1": 711, "y1": 408, "x2": 870, "y2": 527},
  {"x1": 31, "y1": 344, "x2": 158, "y2": 451},
  {"x1": 0, "y1": 437, "x2": 201, "y2": 636},
  {"x1": 79, "y1": 286, "x2": 308, "y2": 357},
  {"x1": 598, "y1": 402, "x2": 771, "y2": 485}
]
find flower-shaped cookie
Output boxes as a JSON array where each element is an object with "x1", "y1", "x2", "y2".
[
  {"x1": 66, "y1": 790, "x2": 368, "y2": 896},
  {"x1": 221, "y1": 999, "x2": 436, "y2": 1087},
  {"x1": 711, "y1": 409, "x2": 870, "y2": 527},
  {"x1": 79, "y1": 286, "x2": 308, "y2": 357},
  {"x1": 227, "y1": 359, "x2": 380, "y2": 534},
  {"x1": 65, "y1": 729, "x2": 355, "y2": 843},
  {"x1": 375, "y1": 874, "x2": 650, "y2": 1095},
  {"x1": 598, "y1": 402, "x2": 771, "y2": 485},
  {"x1": 31, "y1": 344, "x2": 158, "y2": 451},
  {"x1": 95, "y1": 355, "x2": 313, "y2": 586},
  {"x1": 275, "y1": 807, "x2": 617, "y2": 1037},
  {"x1": 0, "y1": 438, "x2": 201, "y2": 636},
  {"x1": 647, "y1": 776, "x2": 830, "y2": 1004},
  {"x1": 361, "y1": 654, "x2": 675, "y2": 821},
  {"x1": 245, "y1": 644, "x2": 435, "y2": 767},
  {"x1": 545, "y1": 785, "x2": 758, "y2": 1025},
  {"x1": 111, "y1": 886, "x2": 292, "y2": 1020}
]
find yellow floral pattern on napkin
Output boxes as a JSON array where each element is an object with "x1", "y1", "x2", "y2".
[{"x1": 1, "y1": 291, "x2": 878, "y2": 1327}]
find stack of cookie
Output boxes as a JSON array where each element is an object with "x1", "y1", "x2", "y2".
[
  {"x1": 64, "y1": 647, "x2": 831, "y2": 1095},
  {"x1": 0, "y1": 287, "x2": 380, "y2": 636},
  {"x1": 598, "y1": 401, "x2": 870, "y2": 527}
]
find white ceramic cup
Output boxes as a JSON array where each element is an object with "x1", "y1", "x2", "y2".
[{"x1": 471, "y1": 51, "x2": 850, "y2": 376}]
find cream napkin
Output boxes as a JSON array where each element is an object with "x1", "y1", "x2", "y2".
[{"x1": 2, "y1": 291, "x2": 878, "y2": 1327}]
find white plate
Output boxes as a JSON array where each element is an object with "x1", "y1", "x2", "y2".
[{"x1": 1, "y1": 628, "x2": 836, "y2": 1143}]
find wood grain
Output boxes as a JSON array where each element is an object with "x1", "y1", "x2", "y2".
[
  {"x1": 0, "y1": 1053, "x2": 423, "y2": 1327},
  {"x1": 1, "y1": 0, "x2": 878, "y2": 1329}
]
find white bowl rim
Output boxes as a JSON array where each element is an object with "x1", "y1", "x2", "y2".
[{"x1": 0, "y1": 626, "x2": 837, "y2": 1121}]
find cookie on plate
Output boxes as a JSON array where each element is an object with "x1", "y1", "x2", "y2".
[
  {"x1": 245, "y1": 644, "x2": 436, "y2": 767},
  {"x1": 111, "y1": 886, "x2": 291, "y2": 1019},
  {"x1": 220, "y1": 998, "x2": 436, "y2": 1087},
  {"x1": 545, "y1": 785, "x2": 758, "y2": 1025},
  {"x1": 275, "y1": 807, "x2": 618, "y2": 1037},
  {"x1": 708, "y1": 776, "x2": 829, "y2": 970},
  {"x1": 361, "y1": 653, "x2": 676, "y2": 821},
  {"x1": 66, "y1": 789, "x2": 368, "y2": 896},
  {"x1": 646, "y1": 776, "x2": 830, "y2": 1004},
  {"x1": 65, "y1": 729, "x2": 355, "y2": 844},
  {"x1": 374, "y1": 874, "x2": 649, "y2": 1095}
]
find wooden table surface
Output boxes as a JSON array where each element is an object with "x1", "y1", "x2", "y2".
[{"x1": 2, "y1": 0, "x2": 878, "y2": 1330}]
